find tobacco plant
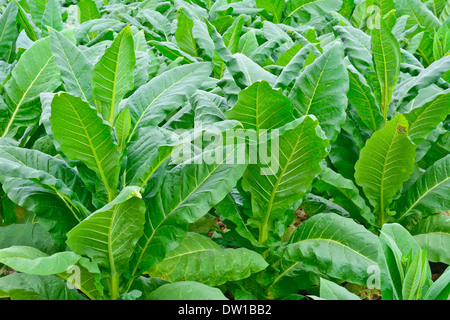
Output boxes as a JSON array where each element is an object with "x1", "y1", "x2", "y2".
[{"x1": 0, "y1": 0, "x2": 448, "y2": 300}]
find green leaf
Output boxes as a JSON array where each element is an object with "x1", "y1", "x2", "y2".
[
  {"x1": 50, "y1": 92, "x2": 121, "y2": 201},
  {"x1": 242, "y1": 116, "x2": 329, "y2": 244},
  {"x1": 334, "y1": 25, "x2": 372, "y2": 77},
  {"x1": 130, "y1": 145, "x2": 247, "y2": 276},
  {"x1": 0, "y1": 274, "x2": 87, "y2": 300},
  {"x1": 314, "y1": 167, "x2": 377, "y2": 227},
  {"x1": 49, "y1": 28, "x2": 94, "y2": 103},
  {"x1": 289, "y1": 41, "x2": 349, "y2": 142},
  {"x1": 412, "y1": 214, "x2": 450, "y2": 264},
  {"x1": 255, "y1": 0, "x2": 285, "y2": 23},
  {"x1": 319, "y1": 278, "x2": 361, "y2": 300},
  {"x1": 424, "y1": 266, "x2": 450, "y2": 300},
  {"x1": 225, "y1": 81, "x2": 294, "y2": 137},
  {"x1": 114, "y1": 106, "x2": 131, "y2": 152},
  {"x1": 91, "y1": 25, "x2": 136, "y2": 125},
  {"x1": 395, "y1": 0, "x2": 441, "y2": 34},
  {"x1": 404, "y1": 90, "x2": 450, "y2": 145},
  {"x1": 125, "y1": 127, "x2": 179, "y2": 187},
  {"x1": 0, "y1": 223, "x2": 63, "y2": 255},
  {"x1": 0, "y1": 246, "x2": 80, "y2": 275},
  {"x1": 78, "y1": 0, "x2": 100, "y2": 23},
  {"x1": 282, "y1": 213, "x2": 379, "y2": 285},
  {"x1": 66, "y1": 186, "x2": 145, "y2": 287},
  {"x1": 355, "y1": 114, "x2": 416, "y2": 226},
  {"x1": 0, "y1": 37, "x2": 60, "y2": 137},
  {"x1": 402, "y1": 248, "x2": 429, "y2": 300},
  {"x1": 148, "y1": 233, "x2": 268, "y2": 286},
  {"x1": 126, "y1": 62, "x2": 212, "y2": 139},
  {"x1": 175, "y1": 9, "x2": 198, "y2": 57},
  {"x1": 148, "y1": 281, "x2": 228, "y2": 300},
  {"x1": 0, "y1": 146, "x2": 91, "y2": 243},
  {"x1": 395, "y1": 155, "x2": 450, "y2": 221},
  {"x1": 369, "y1": 14, "x2": 401, "y2": 120},
  {"x1": 0, "y1": 2, "x2": 19, "y2": 58},
  {"x1": 41, "y1": 0, "x2": 63, "y2": 35},
  {"x1": 347, "y1": 65, "x2": 384, "y2": 132}
]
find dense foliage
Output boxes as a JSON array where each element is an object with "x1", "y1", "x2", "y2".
[{"x1": 0, "y1": 0, "x2": 449, "y2": 300}]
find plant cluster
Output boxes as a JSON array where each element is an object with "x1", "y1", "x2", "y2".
[{"x1": 0, "y1": 0, "x2": 449, "y2": 300}]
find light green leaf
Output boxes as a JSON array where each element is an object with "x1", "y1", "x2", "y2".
[
  {"x1": 0, "y1": 2, "x2": 19, "y2": 58},
  {"x1": 0, "y1": 246, "x2": 80, "y2": 275},
  {"x1": 225, "y1": 81, "x2": 294, "y2": 138},
  {"x1": 396, "y1": 155, "x2": 450, "y2": 221},
  {"x1": 1, "y1": 37, "x2": 60, "y2": 137},
  {"x1": 126, "y1": 62, "x2": 212, "y2": 138},
  {"x1": 242, "y1": 116, "x2": 329, "y2": 244},
  {"x1": 91, "y1": 25, "x2": 136, "y2": 125},
  {"x1": 49, "y1": 29, "x2": 93, "y2": 103},
  {"x1": 369, "y1": 14, "x2": 401, "y2": 120},
  {"x1": 282, "y1": 213, "x2": 379, "y2": 285},
  {"x1": 355, "y1": 114, "x2": 416, "y2": 226},
  {"x1": 66, "y1": 186, "x2": 145, "y2": 279},
  {"x1": 50, "y1": 92, "x2": 121, "y2": 201},
  {"x1": 319, "y1": 278, "x2": 361, "y2": 300},
  {"x1": 148, "y1": 233, "x2": 268, "y2": 286},
  {"x1": 289, "y1": 41, "x2": 349, "y2": 142},
  {"x1": 412, "y1": 214, "x2": 450, "y2": 264},
  {"x1": 148, "y1": 281, "x2": 228, "y2": 300}
]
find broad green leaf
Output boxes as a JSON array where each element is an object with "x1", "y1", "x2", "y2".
[
  {"x1": 0, "y1": 246, "x2": 80, "y2": 275},
  {"x1": 66, "y1": 187, "x2": 145, "y2": 283},
  {"x1": 78, "y1": 0, "x2": 100, "y2": 23},
  {"x1": 334, "y1": 25, "x2": 372, "y2": 77},
  {"x1": 148, "y1": 281, "x2": 227, "y2": 300},
  {"x1": 225, "y1": 81, "x2": 294, "y2": 137},
  {"x1": 50, "y1": 92, "x2": 121, "y2": 201},
  {"x1": 238, "y1": 30, "x2": 259, "y2": 57},
  {"x1": 282, "y1": 213, "x2": 379, "y2": 285},
  {"x1": 0, "y1": 223, "x2": 63, "y2": 255},
  {"x1": 125, "y1": 127, "x2": 180, "y2": 187},
  {"x1": 274, "y1": 44, "x2": 316, "y2": 90},
  {"x1": 314, "y1": 167, "x2": 377, "y2": 227},
  {"x1": 355, "y1": 114, "x2": 416, "y2": 226},
  {"x1": 347, "y1": 65, "x2": 384, "y2": 132},
  {"x1": 0, "y1": 37, "x2": 60, "y2": 137},
  {"x1": 49, "y1": 29, "x2": 93, "y2": 103},
  {"x1": 0, "y1": 146, "x2": 91, "y2": 243},
  {"x1": 0, "y1": 2, "x2": 19, "y2": 58},
  {"x1": 404, "y1": 89, "x2": 450, "y2": 145},
  {"x1": 91, "y1": 25, "x2": 136, "y2": 125},
  {"x1": 369, "y1": 14, "x2": 401, "y2": 120},
  {"x1": 192, "y1": 20, "x2": 214, "y2": 61},
  {"x1": 267, "y1": 261, "x2": 326, "y2": 299},
  {"x1": 130, "y1": 145, "x2": 247, "y2": 276},
  {"x1": 396, "y1": 155, "x2": 450, "y2": 221},
  {"x1": 242, "y1": 116, "x2": 329, "y2": 244},
  {"x1": 41, "y1": 0, "x2": 62, "y2": 35},
  {"x1": 255, "y1": 0, "x2": 284, "y2": 23},
  {"x1": 391, "y1": 56, "x2": 450, "y2": 113},
  {"x1": 412, "y1": 214, "x2": 450, "y2": 264},
  {"x1": 395, "y1": 0, "x2": 441, "y2": 34},
  {"x1": 0, "y1": 274, "x2": 87, "y2": 300},
  {"x1": 286, "y1": 0, "x2": 343, "y2": 20},
  {"x1": 126, "y1": 62, "x2": 212, "y2": 138},
  {"x1": 175, "y1": 9, "x2": 198, "y2": 57},
  {"x1": 319, "y1": 278, "x2": 361, "y2": 300},
  {"x1": 148, "y1": 233, "x2": 268, "y2": 286},
  {"x1": 289, "y1": 41, "x2": 349, "y2": 142}
]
